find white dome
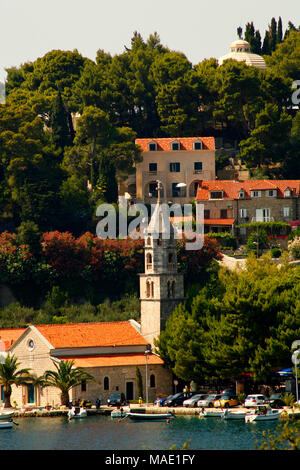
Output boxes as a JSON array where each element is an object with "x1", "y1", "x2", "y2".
[{"x1": 218, "y1": 39, "x2": 267, "y2": 70}]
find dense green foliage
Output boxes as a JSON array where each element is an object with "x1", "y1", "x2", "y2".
[
  {"x1": 156, "y1": 254, "x2": 300, "y2": 383},
  {"x1": 1, "y1": 28, "x2": 300, "y2": 234}
]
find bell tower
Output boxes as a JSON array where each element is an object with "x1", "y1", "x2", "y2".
[{"x1": 140, "y1": 182, "x2": 184, "y2": 348}]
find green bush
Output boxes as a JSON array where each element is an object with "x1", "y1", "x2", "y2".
[{"x1": 271, "y1": 247, "x2": 281, "y2": 258}]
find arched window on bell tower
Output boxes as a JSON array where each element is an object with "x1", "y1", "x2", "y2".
[
  {"x1": 167, "y1": 281, "x2": 171, "y2": 298},
  {"x1": 151, "y1": 281, "x2": 154, "y2": 297},
  {"x1": 171, "y1": 281, "x2": 176, "y2": 297},
  {"x1": 146, "y1": 280, "x2": 151, "y2": 298},
  {"x1": 146, "y1": 253, "x2": 152, "y2": 270}
]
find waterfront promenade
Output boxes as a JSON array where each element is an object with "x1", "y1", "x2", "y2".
[{"x1": 5, "y1": 404, "x2": 300, "y2": 419}]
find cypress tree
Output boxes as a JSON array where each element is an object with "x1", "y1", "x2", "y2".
[
  {"x1": 98, "y1": 153, "x2": 118, "y2": 204},
  {"x1": 136, "y1": 366, "x2": 143, "y2": 399},
  {"x1": 277, "y1": 16, "x2": 283, "y2": 44},
  {"x1": 50, "y1": 91, "x2": 71, "y2": 152},
  {"x1": 269, "y1": 17, "x2": 277, "y2": 52},
  {"x1": 262, "y1": 31, "x2": 271, "y2": 55}
]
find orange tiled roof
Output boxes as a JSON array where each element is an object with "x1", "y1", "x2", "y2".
[
  {"x1": 136, "y1": 137, "x2": 215, "y2": 151},
  {"x1": 0, "y1": 328, "x2": 26, "y2": 351},
  {"x1": 196, "y1": 180, "x2": 300, "y2": 201},
  {"x1": 56, "y1": 353, "x2": 164, "y2": 367},
  {"x1": 35, "y1": 322, "x2": 147, "y2": 349}
]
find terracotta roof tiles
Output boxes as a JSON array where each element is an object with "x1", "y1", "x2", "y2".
[
  {"x1": 136, "y1": 137, "x2": 215, "y2": 151},
  {"x1": 35, "y1": 322, "x2": 147, "y2": 349},
  {"x1": 196, "y1": 180, "x2": 300, "y2": 200}
]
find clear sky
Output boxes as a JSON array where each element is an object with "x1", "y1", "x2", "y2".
[{"x1": 1, "y1": 0, "x2": 299, "y2": 75}]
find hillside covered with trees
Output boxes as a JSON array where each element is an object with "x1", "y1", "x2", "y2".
[{"x1": 0, "y1": 20, "x2": 300, "y2": 236}]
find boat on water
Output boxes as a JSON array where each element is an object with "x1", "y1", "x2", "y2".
[
  {"x1": 126, "y1": 412, "x2": 175, "y2": 422},
  {"x1": 199, "y1": 410, "x2": 223, "y2": 418},
  {"x1": 111, "y1": 408, "x2": 128, "y2": 419},
  {"x1": 0, "y1": 421, "x2": 14, "y2": 429},
  {"x1": 221, "y1": 409, "x2": 246, "y2": 420},
  {"x1": 68, "y1": 407, "x2": 88, "y2": 420},
  {"x1": 245, "y1": 406, "x2": 282, "y2": 423},
  {"x1": 0, "y1": 411, "x2": 14, "y2": 420}
]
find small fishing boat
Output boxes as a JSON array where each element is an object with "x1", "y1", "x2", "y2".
[
  {"x1": 0, "y1": 411, "x2": 14, "y2": 420},
  {"x1": 126, "y1": 412, "x2": 175, "y2": 422},
  {"x1": 221, "y1": 409, "x2": 246, "y2": 420},
  {"x1": 0, "y1": 421, "x2": 14, "y2": 429},
  {"x1": 111, "y1": 408, "x2": 128, "y2": 419},
  {"x1": 199, "y1": 410, "x2": 223, "y2": 418},
  {"x1": 67, "y1": 407, "x2": 87, "y2": 420},
  {"x1": 245, "y1": 406, "x2": 282, "y2": 423}
]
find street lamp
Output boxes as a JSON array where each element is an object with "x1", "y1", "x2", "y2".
[
  {"x1": 145, "y1": 344, "x2": 152, "y2": 405},
  {"x1": 292, "y1": 341, "x2": 300, "y2": 403}
]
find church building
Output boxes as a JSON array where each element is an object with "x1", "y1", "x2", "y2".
[{"x1": 0, "y1": 186, "x2": 183, "y2": 408}]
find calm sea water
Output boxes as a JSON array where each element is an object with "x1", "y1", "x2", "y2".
[{"x1": 0, "y1": 415, "x2": 282, "y2": 451}]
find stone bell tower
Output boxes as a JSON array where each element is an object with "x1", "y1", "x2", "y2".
[{"x1": 140, "y1": 182, "x2": 184, "y2": 348}]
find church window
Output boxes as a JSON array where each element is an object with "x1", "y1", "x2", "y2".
[
  {"x1": 146, "y1": 280, "x2": 151, "y2": 298},
  {"x1": 150, "y1": 374, "x2": 156, "y2": 388},
  {"x1": 151, "y1": 282, "x2": 154, "y2": 297},
  {"x1": 104, "y1": 377, "x2": 109, "y2": 390},
  {"x1": 171, "y1": 281, "x2": 176, "y2": 297},
  {"x1": 146, "y1": 253, "x2": 152, "y2": 269}
]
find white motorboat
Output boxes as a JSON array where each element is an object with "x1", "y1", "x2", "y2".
[
  {"x1": 245, "y1": 406, "x2": 282, "y2": 423},
  {"x1": 0, "y1": 411, "x2": 14, "y2": 420},
  {"x1": 221, "y1": 409, "x2": 246, "y2": 420},
  {"x1": 0, "y1": 421, "x2": 14, "y2": 429},
  {"x1": 111, "y1": 408, "x2": 128, "y2": 419},
  {"x1": 199, "y1": 409, "x2": 223, "y2": 418},
  {"x1": 67, "y1": 407, "x2": 87, "y2": 420}
]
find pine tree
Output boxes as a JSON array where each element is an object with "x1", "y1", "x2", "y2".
[{"x1": 237, "y1": 26, "x2": 243, "y2": 39}]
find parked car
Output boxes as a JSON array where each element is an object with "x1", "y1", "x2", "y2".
[
  {"x1": 163, "y1": 392, "x2": 196, "y2": 407},
  {"x1": 183, "y1": 394, "x2": 208, "y2": 408},
  {"x1": 244, "y1": 394, "x2": 267, "y2": 408},
  {"x1": 267, "y1": 394, "x2": 285, "y2": 409},
  {"x1": 214, "y1": 394, "x2": 239, "y2": 408},
  {"x1": 197, "y1": 394, "x2": 222, "y2": 408},
  {"x1": 154, "y1": 395, "x2": 173, "y2": 406},
  {"x1": 107, "y1": 393, "x2": 126, "y2": 406}
]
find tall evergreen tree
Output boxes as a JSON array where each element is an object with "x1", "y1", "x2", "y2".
[
  {"x1": 50, "y1": 91, "x2": 72, "y2": 152},
  {"x1": 262, "y1": 31, "x2": 271, "y2": 55},
  {"x1": 269, "y1": 17, "x2": 278, "y2": 52},
  {"x1": 277, "y1": 17, "x2": 283, "y2": 44}
]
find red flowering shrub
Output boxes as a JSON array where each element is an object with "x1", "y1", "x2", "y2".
[
  {"x1": 177, "y1": 236, "x2": 222, "y2": 281},
  {"x1": 0, "y1": 231, "x2": 35, "y2": 284}
]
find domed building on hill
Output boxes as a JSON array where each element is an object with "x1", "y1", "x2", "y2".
[{"x1": 218, "y1": 39, "x2": 267, "y2": 70}]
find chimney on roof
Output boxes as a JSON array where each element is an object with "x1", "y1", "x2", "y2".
[{"x1": 233, "y1": 173, "x2": 239, "y2": 181}]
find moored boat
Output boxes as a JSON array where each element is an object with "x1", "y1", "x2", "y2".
[
  {"x1": 221, "y1": 409, "x2": 246, "y2": 420},
  {"x1": 111, "y1": 408, "x2": 128, "y2": 419},
  {"x1": 0, "y1": 421, "x2": 14, "y2": 429},
  {"x1": 67, "y1": 407, "x2": 87, "y2": 420},
  {"x1": 126, "y1": 412, "x2": 175, "y2": 422},
  {"x1": 0, "y1": 411, "x2": 14, "y2": 420},
  {"x1": 245, "y1": 406, "x2": 282, "y2": 423},
  {"x1": 199, "y1": 410, "x2": 223, "y2": 418}
]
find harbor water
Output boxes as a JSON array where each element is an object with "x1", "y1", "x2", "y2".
[{"x1": 0, "y1": 414, "x2": 283, "y2": 450}]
